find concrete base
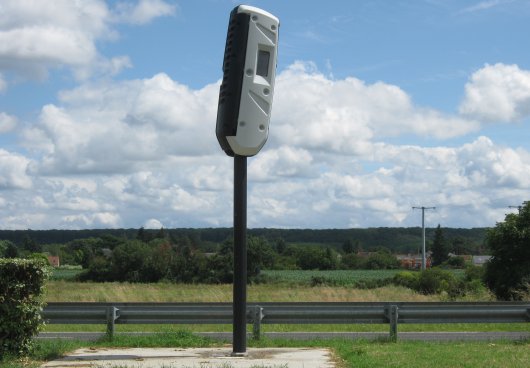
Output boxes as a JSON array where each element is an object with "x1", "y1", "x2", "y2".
[{"x1": 41, "y1": 347, "x2": 335, "y2": 368}]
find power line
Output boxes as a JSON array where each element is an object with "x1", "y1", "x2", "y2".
[{"x1": 412, "y1": 206, "x2": 436, "y2": 270}]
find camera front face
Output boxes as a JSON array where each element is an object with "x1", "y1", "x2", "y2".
[{"x1": 216, "y1": 5, "x2": 279, "y2": 157}]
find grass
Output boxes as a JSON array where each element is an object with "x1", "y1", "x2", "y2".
[
  {"x1": 262, "y1": 269, "x2": 403, "y2": 285},
  {"x1": 45, "y1": 281, "x2": 463, "y2": 303},
  {"x1": 4, "y1": 273, "x2": 518, "y2": 366},
  {"x1": 3, "y1": 332, "x2": 530, "y2": 367},
  {"x1": 42, "y1": 322, "x2": 530, "y2": 334},
  {"x1": 49, "y1": 267, "x2": 83, "y2": 281}
]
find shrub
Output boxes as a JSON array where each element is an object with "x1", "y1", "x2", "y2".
[
  {"x1": 392, "y1": 271, "x2": 419, "y2": 289},
  {"x1": 0, "y1": 258, "x2": 50, "y2": 357},
  {"x1": 443, "y1": 256, "x2": 466, "y2": 269},
  {"x1": 417, "y1": 268, "x2": 458, "y2": 295}
]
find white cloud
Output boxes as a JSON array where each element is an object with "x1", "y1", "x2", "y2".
[
  {"x1": 459, "y1": 63, "x2": 530, "y2": 122},
  {"x1": 62, "y1": 212, "x2": 121, "y2": 228},
  {"x1": 0, "y1": 0, "x2": 173, "y2": 83},
  {"x1": 0, "y1": 112, "x2": 17, "y2": 133},
  {"x1": 273, "y1": 62, "x2": 478, "y2": 156},
  {"x1": 114, "y1": 0, "x2": 177, "y2": 25},
  {"x1": 0, "y1": 149, "x2": 32, "y2": 189},
  {"x1": 144, "y1": 218, "x2": 164, "y2": 229},
  {"x1": 24, "y1": 74, "x2": 220, "y2": 175},
  {"x1": 3, "y1": 63, "x2": 530, "y2": 229}
]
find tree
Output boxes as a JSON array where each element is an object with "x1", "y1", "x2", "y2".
[
  {"x1": 247, "y1": 236, "x2": 276, "y2": 275},
  {"x1": 275, "y1": 238, "x2": 286, "y2": 254},
  {"x1": 484, "y1": 201, "x2": 530, "y2": 300},
  {"x1": 22, "y1": 235, "x2": 42, "y2": 253},
  {"x1": 365, "y1": 250, "x2": 400, "y2": 270},
  {"x1": 4, "y1": 242, "x2": 19, "y2": 258},
  {"x1": 111, "y1": 240, "x2": 151, "y2": 282},
  {"x1": 431, "y1": 224, "x2": 449, "y2": 266},
  {"x1": 342, "y1": 239, "x2": 354, "y2": 254}
]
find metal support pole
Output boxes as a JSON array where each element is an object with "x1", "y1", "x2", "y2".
[
  {"x1": 388, "y1": 305, "x2": 398, "y2": 342},
  {"x1": 252, "y1": 306, "x2": 264, "y2": 340},
  {"x1": 233, "y1": 155, "x2": 247, "y2": 355},
  {"x1": 106, "y1": 306, "x2": 118, "y2": 339},
  {"x1": 421, "y1": 209, "x2": 426, "y2": 271},
  {"x1": 413, "y1": 206, "x2": 435, "y2": 270}
]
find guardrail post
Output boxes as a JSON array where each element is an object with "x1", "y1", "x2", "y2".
[
  {"x1": 386, "y1": 304, "x2": 398, "y2": 342},
  {"x1": 252, "y1": 306, "x2": 264, "y2": 340},
  {"x1": 106, "y1": 306, "x2": 119, "y2": 339}
]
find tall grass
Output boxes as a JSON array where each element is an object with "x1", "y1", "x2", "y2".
[{"x1": 45, "y1": 281, "x2": 445, "y2": 303}]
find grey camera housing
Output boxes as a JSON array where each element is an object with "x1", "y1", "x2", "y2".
[{"x1": 216, "y1": 5, "x2": 279, "y2": 157}]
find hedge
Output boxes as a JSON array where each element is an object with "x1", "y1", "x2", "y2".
[{"x1": 0, "y1": 258, "x2": 50, "y2": 357}]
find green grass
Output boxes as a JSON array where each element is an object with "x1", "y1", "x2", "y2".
[
  {"x1": 3, "y1": 332, "x2": 529, "y2": 367},
  {"x1": 42, "y1": 322, "x2": 530, "y2": 334},
  {"x1": 49, "y1": 267, "x2": 83, "y2": 281},
  {"x1": 262, "y1": 270, "x2": 403, "y2": 286},
  {"x1": 255, "y1": 337, "x2": 530, "y2": 368}
]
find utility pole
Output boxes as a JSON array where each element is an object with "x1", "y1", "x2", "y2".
[{"x1": 412, "y1": 206, "x2": 436, "y2": 270}]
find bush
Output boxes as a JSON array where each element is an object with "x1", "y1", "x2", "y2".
[
  {"x1": 417, "y1": 268, "x2": 459, "y2": 295},
  {"x1": 365, "y1": 251, "x2": 400, "y2": 270},
  {"x1": 392, "y1": 271, "x2": 419, "y2": 289},
  {"x1": 0, "y1": 258, "x2": 50, "y2": 357},
  {"x1": 443, "y1": 256, "x2": 466, "y2": 268}
]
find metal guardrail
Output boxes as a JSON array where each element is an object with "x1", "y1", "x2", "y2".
[{"x1": 42, "y1": 302, "x2": 530, "y2": 341}]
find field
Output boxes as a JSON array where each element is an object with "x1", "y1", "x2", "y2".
[
  {"x1": 263, "y1": 269, "x2": 404, "y2": 285},
  {"x1": 44, "y1": 277, "x2": 524, "y2": 336},
  {"x1": 3, "y1": 272, "x2": 528, "y2": 367},
  {"x1": 50, "y1": 267, "x2": 83, "y2": 280},
  {"x1": 45, "y1": 280, "x2": 444, "y2": 303},
  {"x1": 44, "y1": 268, "x2": 484, "y2": 303}
]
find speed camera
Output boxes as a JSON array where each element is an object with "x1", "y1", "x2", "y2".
[{"x1": 215, "y1": 5, "x2": 279, "y2": 157}]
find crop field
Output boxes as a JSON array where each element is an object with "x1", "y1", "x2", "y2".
[
  {"x1": 262, "y1": 269, "x2": 402, "y2": 285},
  {"x1": 50, "y1": 267, "x2": 83, "y2": 281}
]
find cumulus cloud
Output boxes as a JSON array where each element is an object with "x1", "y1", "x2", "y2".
[
  {"x1": 0, "y1": 149, "x2": 32, "y2": 189},
  {"x1": 459, "y1": 63, "x2": 530, "y2": 122},
  {"x1": 0, "y1": 0, "x2": 174, "y2": 83},
  {"x1": 113, "y1": 0, "x2": 177, "y2": 24},
  {"x1": 273, "y1": 62, "x2": 479, "y2": 155},
  {"x1": 144, "y1": 218, "x2": 164, "y2": 229},
  {"x1": 4, "y1": 62, "x2": 530, "y2": 229},
  {"x1": 0, "y1": 112, "x2": 17, "y2": 133},
  {"x1": 24, "y1": 74, "x2": 219, "y2": 175}
]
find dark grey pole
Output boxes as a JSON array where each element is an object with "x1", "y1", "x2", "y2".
[
  {"x1": 421, "y1": 208, "x2": 426, "y2": 270},
  {"x1": 233, "y1": 154, "x2": 247, "y2": 355}
]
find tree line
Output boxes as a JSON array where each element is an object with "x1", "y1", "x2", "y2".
[{"x1": 0, "y1": 226, "x2": 488, "y2": 255}]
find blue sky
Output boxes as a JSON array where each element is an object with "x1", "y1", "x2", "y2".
[{"x1": 1, "y1": 0, "x2": 530, "y2": 230}]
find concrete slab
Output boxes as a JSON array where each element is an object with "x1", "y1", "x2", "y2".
[{"x1": 41, "y1": 347, "x2": 336, "y2": 368}]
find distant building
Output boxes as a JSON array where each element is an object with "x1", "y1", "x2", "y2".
[
  {"x1": 396, "y1": 254, "x2": 432, "y2": 269},
  {"x1": 472, "y1": 255, "x2": 492, "y2": 266},
  {"x1": 47, "y1": 255, "x2": 60, "y2": 267}
]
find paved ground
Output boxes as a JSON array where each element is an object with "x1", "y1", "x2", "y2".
[{"x1": 41, "y1": 347, "x2": 336, "y2": 368}]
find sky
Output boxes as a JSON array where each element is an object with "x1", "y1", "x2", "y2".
[{"x1": 1, "y1": 0, "x2": 530, "y2": 230}]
